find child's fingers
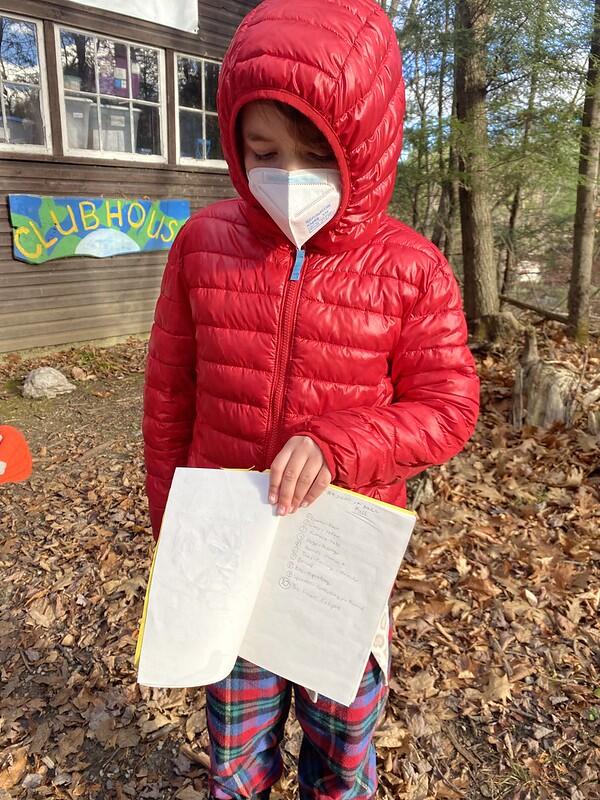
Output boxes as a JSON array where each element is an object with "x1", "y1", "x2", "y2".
[
  {"x1": 269, "y1": 436, "x2": 326, "y2": 514},
  {"x1": 268, "y1": 442, "x2": 294, "y2": 504},
  {"x1": 269, "y1": 441, "x2": 307, "y2": 511},
  {"x1": 288, "y1": 458, "x2": 324, "y2": 512},
  {"x1": 297, "y1": 464, "x2": 332, "y2": 509},
  {"x1": 275, "y1": 449, "x2": 314, "y2": 514}
]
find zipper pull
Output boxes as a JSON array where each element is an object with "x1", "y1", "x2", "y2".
[{"x1": 290, "y1": 248, "x2": 305, "y2": 281}]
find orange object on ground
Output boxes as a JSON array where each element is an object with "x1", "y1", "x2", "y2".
[{"x1": 0, "y1": 425, "x2": 33, "y2": 483}]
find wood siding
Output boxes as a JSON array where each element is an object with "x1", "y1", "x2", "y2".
[{"x1": 0, "y1": 0, "x2": 258, "y2": 353}]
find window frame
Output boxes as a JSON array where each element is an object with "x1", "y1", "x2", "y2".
[
  {"x1": 54, "y1": 24, "x2": 168, "y2": 164},
  {"x1": 0, "y1": 13, "x2": 53, "y2": 155},
  {"x1": 174, "y1": 52, "x2": 227, "y2": 170}
]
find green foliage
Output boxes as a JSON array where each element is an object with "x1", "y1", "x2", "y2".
[{"x1": 389, "y1": 0, "x2": 592, "y2": 291}]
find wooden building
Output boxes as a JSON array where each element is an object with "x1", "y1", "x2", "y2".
[{"x1": 0, "y1": 0, "x2": 258, "y2": 353}]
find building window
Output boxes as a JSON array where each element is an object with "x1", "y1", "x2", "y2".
[
  {"x1": 0, "y1": 15, "x2": 52, "y2": 152},
  {"x1": 176, "y1": 54, "x2": 225, "y2": 167},
  {"x1": 56, "y1": 27, "x2": 166, "y2": 162}
]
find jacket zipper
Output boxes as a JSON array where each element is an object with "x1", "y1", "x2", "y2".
[{"x1": 264, "y1": 247, "x2": 307, "y2": 467}]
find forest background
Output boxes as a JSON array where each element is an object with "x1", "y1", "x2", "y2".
[{"x1": 379, "y1": 0, "x2": 600, "y2": 342}]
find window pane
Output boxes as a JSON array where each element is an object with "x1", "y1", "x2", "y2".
[
  {"x1": 0, "y1": 17, "x2": 40, "y2": 85},
  {"x1": 89, "y1": 98, "x2": 132, "y2": 152},
  {"x1": 179, "y1": 110, "x2": 203, "y2": 158},
  {"x1": 134, "y1": 103, "x2": 160, "y2": 155},
  {"x1": 131, "y1": 47, "x2": 159, "y2": 102},
  {"x1": 204, "y1": 61, "x2": 219, "y2": 112},
  {"x1": 64, "y1": 94, "x2": 97, "y2": 150},
  {"x1": 3, "y1": 83, "x2": 43, "y2": 144},
  {"x1": 205, "y1": 114, "x2": 223, "y2": 161},
  {"x1": 177, "y1": 56, "x2": 201, "y2": 110},
  {"x1": 97, "y1": 38, "x2": 129, "y2": 98},
  {"x1": 60, "y1": 30, "x2": 96, "y2": 94}
]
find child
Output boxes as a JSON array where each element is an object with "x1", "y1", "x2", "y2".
[{"x1": 142, "y1": 0, "x2": 479, "y2": 797}]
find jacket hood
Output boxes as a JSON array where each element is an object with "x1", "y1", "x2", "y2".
[{"x1": 217, "y1": 0, "x2": 405, "y2": 253}]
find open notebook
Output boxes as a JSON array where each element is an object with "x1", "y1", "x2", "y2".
[{"x1": 135, "y1": 468, "x2": 416, "y2": 706}]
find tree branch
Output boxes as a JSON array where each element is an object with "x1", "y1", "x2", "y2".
[
  {"x1": 500, "y1": 295, "x2": 600, "y2": 336},
  {"x1": 500, "y1": 294, "x2": 568, "y2": 322}
]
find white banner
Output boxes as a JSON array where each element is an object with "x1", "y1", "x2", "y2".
[{"x1": 75, "y1": 0, "x2": 199, "y2": 33}]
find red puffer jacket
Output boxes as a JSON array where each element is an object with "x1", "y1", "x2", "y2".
[{"x1": 143, "y1": 0, "x2": 480, "y2": 539}]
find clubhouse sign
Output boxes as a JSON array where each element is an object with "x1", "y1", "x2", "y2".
[{"x1": 8, "y1": 195, "x2": 191, "y2": 264}]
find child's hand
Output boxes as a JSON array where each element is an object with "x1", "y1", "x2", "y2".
[{"x1": 269, "y1": 436, "x2": 332, "y2": 515}]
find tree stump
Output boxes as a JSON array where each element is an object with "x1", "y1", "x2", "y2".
[
  {"x1": 512, "y1": 329, "x2": 580, "y2": 430},
  {"x1": 582, "y1": 387, "x2": 600, "y2": 434},
  {"x1": 475, "y1": 311, "x2": 523, "y2": 343},
  {"x1": 408, "y1": 472, "x2": 435, "y2": 510}
]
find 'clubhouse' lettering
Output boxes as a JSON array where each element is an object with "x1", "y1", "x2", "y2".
[{"x1": 8, "y1": 195, "x2": 190, "y2": 264}]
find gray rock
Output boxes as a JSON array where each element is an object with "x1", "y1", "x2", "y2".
[{"x1": 22, "y1": 366, "x2": 76, "y2": 399}]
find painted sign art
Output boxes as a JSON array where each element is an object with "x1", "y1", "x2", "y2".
[{"x1": 8, "y1": 195, "x2": 191, "y2": 264}]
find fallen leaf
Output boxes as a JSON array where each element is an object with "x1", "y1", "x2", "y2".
[
  {"x1": 0, "y1": 748, "x2": 28, "y2": 789},
  {"x1": 524, "y1": 589, "x2": 538, "y2": 607},
  {"x1": 460, "y1": 576, "x2": 501, "y2": 599},
  {"x1": 407, "y1": 669, "x2": 438, "y2": 699},
  {"x1": 186, "y1": 710, "x2": 207, "y2": 742},
  {"x1": 29, "y1": 722, "x2": 50, "y2": 755},
  {"x1": 175, "y1": 787, "x2": 205, "y2": 800},
  {"x1": 113, "y1": 726, "x2": 141, "y2": 748},
  {"x1": 26, "y1": 608, "x2": 52, "y2": 628},
  {"x1": 455, "y1": 554, "x2": 470, "y2": 576},
  {"x1": 140, "y1": 712, "x2": 172, "y2": 735},
  {"x1": 482, "y1": 671, "x2": 512, "y2": 704},
  {"x1": 374, "y1": 723, "x2": 408, "y2": 748},
  {"x1": 58, "y1": 727, "x2": 85, "y2": 759},
  {"x1": 407, "y1": 772, "x2": 429, "y2": 800}
]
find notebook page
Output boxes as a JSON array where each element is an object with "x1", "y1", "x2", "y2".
[
  {"x1": 239, "y1": 486, "x2": 416, "y2": 705},
  {"x1": 137, "y1": 468, "x2": 278, "y2": 687}
]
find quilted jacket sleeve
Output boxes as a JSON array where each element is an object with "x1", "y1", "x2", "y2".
[
  {"x1": 294, "y1": 257, "x2": 479, "y2": 489},
  {"x1": 142, "y1": 230, "x2": 196, "y2": 539}
]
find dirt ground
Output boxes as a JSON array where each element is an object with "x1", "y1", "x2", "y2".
[{"x1": 0, "y1": 334, "x2": 599, "y2": 800}]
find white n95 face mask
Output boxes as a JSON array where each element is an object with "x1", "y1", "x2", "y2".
[{"x1": 248, "y1": 168, "x2": 341, "y2": 249}]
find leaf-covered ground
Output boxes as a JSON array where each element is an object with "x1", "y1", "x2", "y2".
[{"x1": 0, "y1": 330, "x2": 598, "y2": 800}]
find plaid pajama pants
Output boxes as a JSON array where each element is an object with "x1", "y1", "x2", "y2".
[{"x1": 206, "y1": 654, "x2": 388, "y2": 800}]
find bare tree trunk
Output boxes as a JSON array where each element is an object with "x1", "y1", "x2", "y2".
[
  {"x1": 496, "y1": 241, "x2": 506, "y2": 292},
  {"x1": 431, "y1": 0, "x2": 453, "y2": 249},
  {"x1": 455, "y1": 0, "x2": 499, "y2": 328},
  {"x1": 445, "y1": 157, "x2": 461, "y2": 264},
  {"x1": 412, "y1": 45, "x2": 427, "y2": 232},
  {"x1": 422, "y1": 111, "x2": 433, "y2": 233},
  {"x1": 377, "y1": 0, "x2": 402, "y2": 20},
  {"x1": 431, "y1": 183, "x2": 450, "y2": 249},
  {"x1": 501, "y1": 4, "x2": 544, "y2": 300},
  {"x1": 501, "y1": 185, "x2": 521, "y2": 296},
  {"x1": 412, "y1": 163, "x2": 421, "y2": 229},
  {"x1": 568, "y1": 0, "x2": 600, "y2": 343}
]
